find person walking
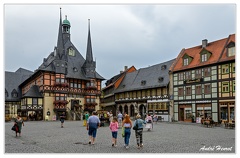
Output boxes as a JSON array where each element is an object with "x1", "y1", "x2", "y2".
[
  {"x1": 109, "y1": 116, "x2": 119, "y2": 147},
  {"x1": 145, "y1": 113, "x2": 153, "y2": 131},
  {"x1": 83, "y1": 112, "x2": 89, "y2": 126},
  {"x1": 60, "y1": 112, "x2": 66, "y2": 128},
  {"x1": 117, "y1": 111, "x2": 123, "y2": 128},
  {"x1": 122, "y1": 114, "x2": 132, "y2": 149},
  {"x1": 87, "y1": 111, "x2": 101, "y2": 145},
  {"x1": 153, "y1": 114, "x2": 158, "y2": 124},
  {"x1": 133, "y1": 114, "x2": 146, "y2": 149},
  {"x1": 15, "y1": 115, "x2": 24, "y2": 137}
]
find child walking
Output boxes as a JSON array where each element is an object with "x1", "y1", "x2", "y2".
[{"x1": 109, "y1": 116, "x2": 119, "y2": 147}]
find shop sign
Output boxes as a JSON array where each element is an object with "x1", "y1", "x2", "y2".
[
  {"x1": 184, "y1": 78, "x2": 203, "y2": 84},
  {"x1": 179, "y1": 100, "x2": 211, "y2": 104}
]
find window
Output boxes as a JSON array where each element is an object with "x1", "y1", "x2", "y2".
[
  {"x1": 178, "y1": 73, "x2": 184, "y2": 80},
  {"x1": 201, "y1": 53, "x2": 208, "y2": 62},
  {"x1": 73, "y1": 67, "x2": 78, "y2": 72},
  {"x1": 186, "y1": 87, "x2": 191, "y2": 96},
  {"x1": 228, "y1": 47, "x2": 235, "y2": 57},
  {"x1": 222, "y1": 64, "x2": 229, "y2": 74},
  {"x1": 161, "y1": 65, "x2": 167, "y2": 70},
  {"x1": 195, "y1": 69, "x2": 202, "y2": 78},
  {"x1": 68, "y1": 48, "x2": 75, "y2": 56},
  {"x1": 222, "y1": 82, "x2": 229, "y2": 92},
  {"x1": 185, "y1": 71, "x2": 191, "y2": 80},
  {"x1": 158, "y1": 77, "x2": 164, "y2": 82},
  {"x1": 233, "y1": 81, "x2": 235, "y2": 92},
  {"x1": 11, "y1": 89, "x2": 18, "y2": 98},
  {"x1": 33, "y1": 98, "x2": 37, "y2": 105},
  {"x1": 196, "y1": 85, "x2": 202, "y2": 95},
  {"x1": 183, "y1": 58, "x2": 189, "y2": 66},
  {"x1": 204, "y1": 84, "x2": 211, "y2": 94},
  {"x1": 232, "y1": 63, "x2": 235, "y2": 73},
  {"x1": 204, "y1": 67, "x2": 211, "y2": 77},
  {"x1": 178, "y1": 87, "x2": 184, "y2": 96},
  {"x1": 141, "y1": 80, "x2": 146, "y2": 85}
]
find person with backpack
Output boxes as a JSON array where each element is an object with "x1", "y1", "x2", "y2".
[{"x1": 133, "y1": 114, "x2": 145, "y2": 149}]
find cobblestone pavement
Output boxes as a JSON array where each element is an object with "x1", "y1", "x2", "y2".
[{"x1": 4, "y1": 120, "x2": 235, "y2": 153}]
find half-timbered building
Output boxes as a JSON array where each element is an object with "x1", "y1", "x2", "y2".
[
  {"x1": 114, "y1": 59, "x2": 175, "y2": 120},
  {"x1": 5, "y1": 9, "x2": 104, "y2": 121},
  {"x1": 170, "y1": 34, "x2": 235, "y2": 123}
]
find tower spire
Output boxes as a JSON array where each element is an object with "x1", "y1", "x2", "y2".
[
  {"x1": 86, "y1": 19, "x2": 93, "y2": 63},
  {"x1": 56, "y1": 7, "x2": 65, "y2": 59},
  {"x1": 83, "y1": 19, "x2": 96, "y2": 78}
]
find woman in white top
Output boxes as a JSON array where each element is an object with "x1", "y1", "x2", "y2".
[{"x1": 122, "y1": 114, "x2": 132, "y2": 149}]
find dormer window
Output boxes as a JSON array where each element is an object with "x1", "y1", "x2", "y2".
[
  {"x1": 228, "y1": 47, "x2": 235, "y2": 57},
  {"x1": 141, "y1": 80, "x2": 146, "y2": 85},
  {"x1": 158, "y1": 77, "x2": 164, "y2": 82},
  {"x1": 161, "y1": 65, "x2": 167, "y2": 70},
  {"x1": 201, "y1": 53, "x2": 208, "y2": 62},
  {"x1": 200, "y1": 49, "x2": 211, "y2": 63},
  {"x1": 73, "y1": 67, "x2": 78, "y2": 72},
  {"x1": 68, "y1": 47, "x2": 75, "y2": 56},
  {"x1": 227, "y1": 42, "x2": 235, "y2": 57},
  {"x1": 183, "y1": 58, "x2": 189, "y2": 66},
  {"x1": 182, "y1": 54, "x2": 193, "y2": 66},
  {"x1": 11, "y1": 89, "x2": 18, "y2": 98}
]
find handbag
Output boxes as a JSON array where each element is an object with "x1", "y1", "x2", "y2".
[
  {"x1": 133, "y1": 120, "x2": 138, "y2": 130},
  {"x1": 11, "y1": 124, "x2": 18, "y2": 132}
]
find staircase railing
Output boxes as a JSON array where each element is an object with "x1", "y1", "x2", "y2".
[{"x1": 67, "y1": 107, "x2": 82, "y2": 120}]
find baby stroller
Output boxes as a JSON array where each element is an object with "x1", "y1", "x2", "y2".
[{"x1": 145, "y1": 120, "x2": 153, "y2": 131}]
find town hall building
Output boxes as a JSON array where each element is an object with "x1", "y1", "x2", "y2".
[{"x1": 5, "y1": 9, "x2": 104, "y2": 121}]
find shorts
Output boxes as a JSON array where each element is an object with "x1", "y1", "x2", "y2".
[
  {"x1": 112, "y1": 131, "x2": 118, "y2": 139},
  {"x1": 60, "y1": 119, "x2": 64, "y2": 123},
  {"x1": 88, "y1": 128, "x2": 97, "y2": 138}
]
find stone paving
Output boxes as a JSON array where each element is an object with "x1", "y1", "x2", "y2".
[{"x1": 4, "y1": 120, "x2": 235, "y2": 153}]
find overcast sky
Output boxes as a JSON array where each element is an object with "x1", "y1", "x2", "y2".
[{"x1": 4, "y1": 4, "x2": 236, "y2": 85}]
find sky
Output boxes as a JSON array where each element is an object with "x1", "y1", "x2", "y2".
[{"x1": 3, "y1": 3, "x2": 236, "y2": 86}]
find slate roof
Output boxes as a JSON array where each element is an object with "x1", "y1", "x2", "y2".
[
  {"x1": 114, "y1": 59, "x2": 175, "y2": 93},
  {"x1": 23, "y1": 85, "x2": 43, "y2": 98},
  {"x1": 102, "y1": 66, "x2": 136, "y2": 90},
  {"x1": 5, "y1": 68, "x2": 33, "y2": 101},
  {"x1": 35, "y1": 10, "x2": 104, "y2": 81}
]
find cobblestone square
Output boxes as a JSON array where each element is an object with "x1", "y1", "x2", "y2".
[{"x1": 5, "y1": 121, "x2": 235, "y2": 153}]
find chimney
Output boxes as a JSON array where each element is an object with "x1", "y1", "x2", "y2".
[
  {"x1": 124, "y1": 66, "x2": 128, "y2": 71},
  {"x1": 202, "y1": 39, "x2": 208, "y2": 48}
]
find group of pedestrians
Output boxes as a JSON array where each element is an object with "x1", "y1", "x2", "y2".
[{"x1": 12, "y1": 110, "x2": 152, "y2": 150}]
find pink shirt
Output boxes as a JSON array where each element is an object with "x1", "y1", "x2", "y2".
[{"x1": 109, "y1": 122, "x2": 119, "y2": 132}]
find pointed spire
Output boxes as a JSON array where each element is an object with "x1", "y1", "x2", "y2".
[
  {"x1": 86, "y1": 19, "x2": 93, "y2": 63},
  {"x1": 56, "y1": 7, "x2": 65, "y2": 59}
]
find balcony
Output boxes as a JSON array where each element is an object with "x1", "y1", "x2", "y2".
[
  {"x1": 85, "y1": 85, "x2": 97, "y2": 90},
  {"x1": 54, "y1": 82, "x2": 69, "y2": 87},
  {"x1": 53, "y1": 100, "x2": 69, "y2": 105},
  {"x1": 84, "y1": 102, "x2": 98, "y2": 106}
]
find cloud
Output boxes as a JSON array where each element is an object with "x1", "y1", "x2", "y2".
[{"x1": 4, "y1": 4, "x2": 236, "y2": 81}]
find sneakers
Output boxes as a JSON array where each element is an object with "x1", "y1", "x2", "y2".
[
  {"x1": 89, "y1": 141, "x2": 91, "y2": 145},
  {"x1": 112, "y1": 143, "x2": 114, "y2": 147},
  {"x1": 140, "y1": 144, "x2": 143, "y2": 147}
]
